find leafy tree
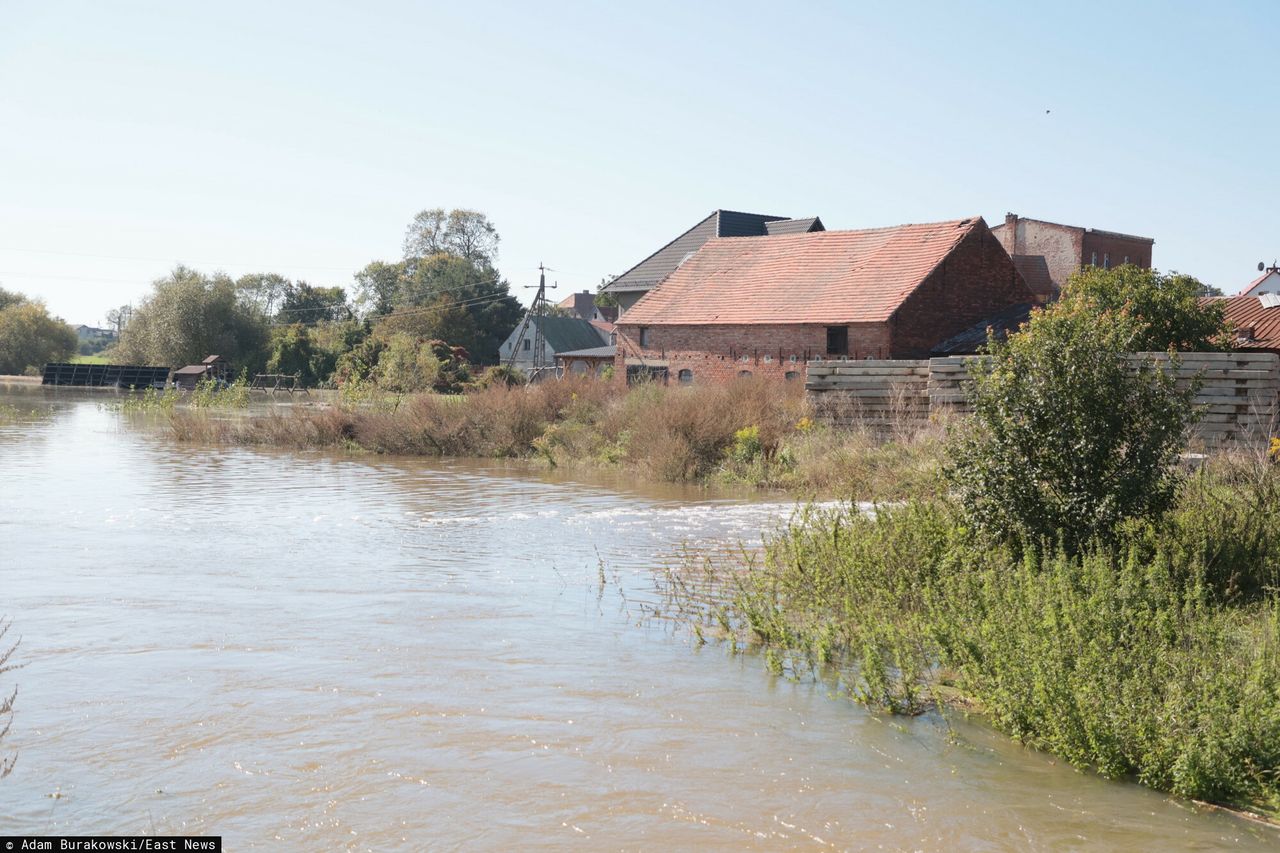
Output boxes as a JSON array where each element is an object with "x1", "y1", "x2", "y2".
[
  {"x1": 265, "y1": 325, "x2": 330, "y2": 386},
  {"x1": 1060, "y1": 265, "x2": 1229, "y2": 352},
  {"x1": 382, "y1": 253, "x2": 521, "y2": 364},
  {"x1": 594, "y1": 276, "x2": 619, "y2": 309},
  {"x1": 402, "y1": 208, "x2": 499, "y2": 265},
  {"x1": 276, "y1": 282, "x2": 348, "y2": 325},
  {"x1": 115, "y1": 266, "x2": 270, "y2": 369},
  {"x1": 947, "y1": 298, "x2": 1199, "y2": 548},
  {"x1": 235, "y1": 272, "x2": 291, "y2": 318},
  {"x1": 352, "y1": 260, "x2": 405, "y2": 317},
  {"x1": 0, "y1": 293, "x2": 77, "y2": 374}
]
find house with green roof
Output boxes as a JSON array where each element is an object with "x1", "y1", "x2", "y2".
[{"x1": 498, "y1": 315, "x2": 609, "y2": 375}]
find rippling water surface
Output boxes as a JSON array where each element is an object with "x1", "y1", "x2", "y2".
[{"x1": 0, "y1": 389, "x2": 1276, "y2": 850}]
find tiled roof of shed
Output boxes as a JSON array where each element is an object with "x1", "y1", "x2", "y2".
[
  {"x1": 1216, "y1": 295, "x2": 1280, "y2": 349},
  {"x1": 618, "y1": 218, "x2": 984, "y2": 326}
]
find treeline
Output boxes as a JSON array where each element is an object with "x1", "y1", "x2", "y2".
[{"x1": 105, "y1": 207, "x2": 524, "y2": 388}]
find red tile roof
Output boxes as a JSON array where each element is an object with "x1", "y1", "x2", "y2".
[
  {"x1": 1217, "y1": 295, "x2": 1280, "y2": 349},
  {"x1": 618, "y1": 218, "x2": 984, "y2": 326}
]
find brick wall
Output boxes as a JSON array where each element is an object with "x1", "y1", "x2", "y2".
[
  {"x1": 1081, "y1": 232, "x2": 1153, "y2": 269},
  {"x1": 614, "y1": 322, "x2": 892, "y2": 384},
  {"x1": 891, "y1": 223, "x2": 1035, "y2": 358}
]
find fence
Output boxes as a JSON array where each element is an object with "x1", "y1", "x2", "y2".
[{"x1": 807, "y1": 352, "x2": 1280, "y2": 446}]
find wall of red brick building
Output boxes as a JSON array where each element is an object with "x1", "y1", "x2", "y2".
[
  {"x1": 1081, "y1": 232, "x2": 1152, "y2": 269},
  {"x1": 613, "y1": 322, "x2": 892, "y2": 384},
  {"x1": 891, "y1": 223, "x2": 1033, "y2": 357}
]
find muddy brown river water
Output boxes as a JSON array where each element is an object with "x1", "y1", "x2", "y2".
[{"x1": 0, "y1": 390, "x2": 1276, "y2": 850}]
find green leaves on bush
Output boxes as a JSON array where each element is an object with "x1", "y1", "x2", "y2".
[{"x1": 947, "y1": 299, "x2": 1199, "y2": 548}]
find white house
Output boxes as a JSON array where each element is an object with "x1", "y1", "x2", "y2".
[
  {"x1": 1240, "y1": 265, "x2": 1280, "y2": 296},
  {"x1": 498, "y1": 315, "x2": 608, "y2": 374}
]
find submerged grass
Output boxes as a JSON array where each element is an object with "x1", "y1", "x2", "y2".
[
  {"x1": 670, "y1": 455, "x2": 1280, "y2": 817},
  {"x1": 165, "y1": 375, "x2": 944, "y2": 497}
]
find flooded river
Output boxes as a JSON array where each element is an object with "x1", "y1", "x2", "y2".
[{"x1": 0, "y1": 390, "x2": 1276, "y2": 850}]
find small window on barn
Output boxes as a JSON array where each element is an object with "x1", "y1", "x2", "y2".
[
  {"x1": 784, "y1": 371, "x2": 799, "y2": 381},
  {"x1": 1090, "y1": 251, "x2": 1097, "y2": 267},
  {"x1": 1103, "y1": 253, "x2": 1110, "y2": 269},
  {"x1": 639, "y1": 327, "x2": 650, "y2": 347},
  {"x1": 738, "y1": 370, "x2": 753, "y2": 378},
  {"x1": 826, "y1": 326, "x2": 848, "y2": 357},
  {"x1": 763, "y1": 355, "x2": 773, "y2": 363},
  {"x1": 789, "y1": 354, "x2": 798, "y2": 364},
  {"x1": 522, "y1": 338, "x2": 531, "y2": 352},
  {"x1": 678, "y1": 369, "x2": 693, "y2": 384},
  {"x1": 1123, "y1": 255, "x2": 1130, "y2": 265}
]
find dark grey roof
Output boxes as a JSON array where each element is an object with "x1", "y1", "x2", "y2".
[
  {"x1": 764, "y1": 216, "x2": 825, "y2": 236},
  {"x1": 556, "y1": 345, "x2": 616, "y2": 359},
  {"x1": 533, "y1": 316, "x2": 608, "y2": 353},
  {"x1": 603, "y1": 209, "x2": 789, "y2": 294},
  {"x1": 930, "y1": 303, "x2": 1035, "y2": 356},
  {"x1": 1010, "y1": 255, "x2": 1056, "y2": 300}
]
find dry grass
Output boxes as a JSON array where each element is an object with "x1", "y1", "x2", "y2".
[{"x1": 165, "y1": 375, "x2": 946, "y2": 497}]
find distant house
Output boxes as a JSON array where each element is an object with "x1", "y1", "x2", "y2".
[
  {"x1": 989, "y1": 213, "x2": 1154, "y2": 302},
  {"x1": 75, "y1": 324, "x2": 115, "y2": 343},
  {"x1": 556, "y1": 290, "x2": 618, "y2": 324},
  {"x1": 1238, "y1": 264, "x2": 1280, "y2": 297},
  {"x1": 498, "y1": 316, "x2": 608, "y2": 374},
  {"x1": 601, "y1": 209, "x2": 824, "y2": 316},
  {"x1": 615, "y1": 216, "x2": 1033, "y2": 383},
  {"x1": 173, "y1": 354, "x2": 230, "y2": 390}
]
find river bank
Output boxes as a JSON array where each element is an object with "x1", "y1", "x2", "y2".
[{"x1": 668, "y1": 454, "x2": 1280, "y2": 823}]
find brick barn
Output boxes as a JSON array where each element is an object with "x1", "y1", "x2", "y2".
[{"x1": 614, "y1": 216, "x2": 1034, "y2": 384}]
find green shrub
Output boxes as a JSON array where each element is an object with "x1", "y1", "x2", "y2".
[{"x1": 947, "y1": 299, "x2": 1198, "y2": 548}]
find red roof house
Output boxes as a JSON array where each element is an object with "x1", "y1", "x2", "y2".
[{"x1": 615, "y1": 217, "x2": 1033, "y2": 383}]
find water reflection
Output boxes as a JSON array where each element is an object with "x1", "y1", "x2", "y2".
[{"x1": 0, "y1": 393, "x2": 1274, "y2": 850}]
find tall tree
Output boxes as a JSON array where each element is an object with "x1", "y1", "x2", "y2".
[
  {"x1": 235, "y1": 272, "x2": 291, "y2": 318},
  {"x1": 382, "y1": 253, "x2": 521, "y2": 364},
  {"x1": 276, "y1": 282, "x2": 349, "y2": 325},
  {"x1": 402, "y1": 208, "x2": 500, "y2": 266},
  {"x1": 353, "y1": 260, "x2": 406, "y2": 318},
  {"x1": 115, "y1": 266, "x2": 270, "y2": 369},
  {"x1": 0, "y1": 292, "x2": 76, "y2": 374}
]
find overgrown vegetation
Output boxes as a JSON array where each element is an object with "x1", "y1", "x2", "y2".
[
  {"x1": 0, "y1": 616, "x2": 18, "y2": 780},
  {"x1": 661, "y1": 266, "x2": 1280, "y2": 817},
  {"x1": 164, "y1": 374, "x2": 943, "y2": 498}
]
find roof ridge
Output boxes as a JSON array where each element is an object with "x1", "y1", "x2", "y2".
[{"x1": 703, "y1": 217, "x2": 979, "y2": 243}]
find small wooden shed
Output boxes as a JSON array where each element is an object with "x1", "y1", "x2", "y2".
[{"x1": 173, "y1": 355, "x2": 230, "y2": 390}]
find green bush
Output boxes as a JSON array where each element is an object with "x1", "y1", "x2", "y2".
[{"x1": 947, "y1": 299, "x2": 1198, "y2": 548}]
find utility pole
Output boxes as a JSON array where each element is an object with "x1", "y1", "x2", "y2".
[{"x1": 504, "y1": 264, "x2": 557, "y2": 376}]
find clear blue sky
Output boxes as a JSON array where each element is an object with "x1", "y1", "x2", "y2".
[{"x1": 1, "y1": 0, "x2": 1275, "y2": 325}]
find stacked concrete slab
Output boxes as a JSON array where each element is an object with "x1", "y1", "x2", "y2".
[{"x1": 807, "y1": 352, "x2": 1280, "y2": 447}]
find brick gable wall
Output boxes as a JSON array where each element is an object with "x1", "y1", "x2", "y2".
[{"x1": 890, "y1": 223, "x2": 1034, "y2": 358}]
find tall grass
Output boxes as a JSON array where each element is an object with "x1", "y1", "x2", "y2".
[
  {"x1": 165, "y1": 375, "x2": 942, "y2": 495},
  {"x1": 677, "y1": 456, "x2": 1280, "y2": 815}
]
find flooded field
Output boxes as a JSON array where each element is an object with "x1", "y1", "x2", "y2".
[{"x1": 0, "y1": 390, "x2": 1275, "y2": 850}]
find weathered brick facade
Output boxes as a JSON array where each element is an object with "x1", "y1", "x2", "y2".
[
  {"x1": 616, "y1": 219, "x2": 1033, "y2": 383},
  {"x1": 990, "y1": 213, "x2": 1154, "y2": 300}
]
